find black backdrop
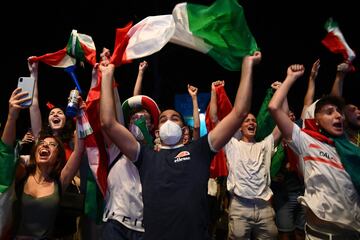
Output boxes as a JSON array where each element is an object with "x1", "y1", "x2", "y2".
[{"x1": 1, "y1": 0, "x2": 359, "y2": 138}]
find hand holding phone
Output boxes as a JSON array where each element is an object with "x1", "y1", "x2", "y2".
[{"x1": 17, "y1": 77, "x2": 35, "y2": 107}]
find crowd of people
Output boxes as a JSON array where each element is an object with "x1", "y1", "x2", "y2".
[{"x1": 0, "y1": 44, "x2": 359, "y2": 240}]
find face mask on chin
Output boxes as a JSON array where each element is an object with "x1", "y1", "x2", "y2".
[
  {"x1": 159, "y1": 120, "x2": 182, "y2": 145},
  {"x1": 129, "y1": 124, "x2": 145, "y2": 141}
]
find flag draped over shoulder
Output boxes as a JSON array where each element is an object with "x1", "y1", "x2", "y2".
[
  {"x1": 321, "y1": 18, "x2": 356, "y2": 62},
  {"x1": 171, "y1": 0, "x2": 259, "y2": 71},
  {"x1": 302, "y1": 128, "x2": 360, "y2": 195}
]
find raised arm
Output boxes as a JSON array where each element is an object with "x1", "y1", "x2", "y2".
[
  {"x1": 2, "y1": 88, "x2": 30, "y2": 146},
  {"x1": 99, "y1": 63, "x2": 139, "y2": 161},
  {"x1": 209, "y1": 81, "x2": 225, "y2": 125},
  {"x1": 268, "y1": 65, "x2": 305, "y2": 140},
  {"x1": 133, "y1": 60, "x2": 148, "y2": 96},
  {"x1": 209, "y1": 51, "x2": 261, "y2": 151},
  {"x1": 28, "y1": 58, "x2": 42, "y2": 139},
  {"x1": 187, "y1": 84, "x2": 200, "y2": 140},
  {"x1": 269, "y1": 81, "x2": 285, "y2": 146},
  {"x1": 330, "y1": 62, "x2": 351, "y2": 97},
  {"x1": 60, "y1": 97, "x2": 85, "y2": 189},
  {"x1": 99, "y1": 47, "x2": 126, "y2": 146},
  {"x1": 301, "y1": 59, "x2": 319, "y2": 119}
]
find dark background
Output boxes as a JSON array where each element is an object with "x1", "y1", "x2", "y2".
[{"x1": 1, "y1": 0, "x2": 359, "y2": 138}]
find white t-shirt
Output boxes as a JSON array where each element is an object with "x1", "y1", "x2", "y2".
[
  {"x1": 302, "y1": 100, "x2": 318, "y2": 128},
  {"x1": 289, "y1": 124, "x2": 360, "y2": 231},
  {"x1": 225, "y1": 134, "x2": 274, "y2": 201},
  {"x1": 103, "y1": 144, "x2": 144, "y2": 232}
]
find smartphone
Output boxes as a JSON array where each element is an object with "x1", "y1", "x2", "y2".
[{"x1": 17, "y1": 77, "x2": 35, "y2": 107}]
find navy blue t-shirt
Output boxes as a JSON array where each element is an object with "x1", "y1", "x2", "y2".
[{"x1": 136, "y1": 134, "x2": 215, "y2": 240}]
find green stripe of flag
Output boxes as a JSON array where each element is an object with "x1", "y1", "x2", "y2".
[{"x1": 186, "y1": 0, "x2": 259, "y2": 71}]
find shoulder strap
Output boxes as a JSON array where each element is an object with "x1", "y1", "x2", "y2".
[
  {"x1": 108, "y1": 152, "x2": 123, "y2": 172},
  {"x1": 56, "y1": 178, "x2": 62, "y2": 196}
]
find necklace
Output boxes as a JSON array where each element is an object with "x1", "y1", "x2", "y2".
[{"x1": 32, "y1": 175, "x2": 50, "y2": 185}]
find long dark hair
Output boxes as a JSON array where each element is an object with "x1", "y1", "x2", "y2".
[{"x1": 27, "y1": 135, "x2": 66, "y2": 180}]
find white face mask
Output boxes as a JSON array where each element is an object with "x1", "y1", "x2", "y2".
[
  {"x1": 129, "y1": 124, "x2": 144, "y2": 141},
  {"x1": 159, "y1": 120, "x2": 182, "y2": 145}
]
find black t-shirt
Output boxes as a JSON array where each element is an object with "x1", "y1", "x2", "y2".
[{"x1": 136, "y1": 134, "x2": 215, "y2": 240}]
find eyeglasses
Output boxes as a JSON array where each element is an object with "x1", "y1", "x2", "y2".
[{"x1": 39, "y1": 140, "x2": 58, "y2": 148}]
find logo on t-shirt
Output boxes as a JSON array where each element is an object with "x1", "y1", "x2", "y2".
[{"x1": 174, "y1": 151, "x2": 190, "y2": 163}]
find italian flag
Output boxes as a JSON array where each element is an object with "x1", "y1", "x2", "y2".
[
  {"x1": 83, "y1": 51, "x2": 126, "y2": 222},
  {"x1": 170, "y1": 0, "x2": 259, "y2": 71},
  {"x1": 110, "y1": 0, "x2": 258, "y2": 71},
  {"x1": 29, "y1": 48, "x2": 76, "y2": 68},
  {"x1": 66, "y1": 29, "x2": 97, "y2": 66},
  {"x1": 322, "y1": 18, "x2": 356, "y2": 62},
  {"x1": 30, "y1": 29, "x2": 96, "y2": 68},
  {"x1": 205, "y1": 84, "x2": 231, "y2": 177},
  {"x1": 110, "y1": 15, "x2": 175, "y2": 66}
]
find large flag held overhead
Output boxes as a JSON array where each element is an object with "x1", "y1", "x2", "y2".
[
  {"x1": 321, "y1": 18, "x2": 356, "y2": 63},
  {"x1": 110, "y1": 22, "x2": 133, "y2": 66},
  {"x1": 124, "y1": 15, "x2": 175, "y2": 62},
  {"x1": 110, "y1": 15, "x2": 175, "y2": 66},
  {"x1": 109, "y1": 0, "x2": 258, "y2": 71},
  {"x1": 171, "y1": 0, "x2": 259, "y2": 71},
  {"x1": 30, "y1": 29, "x2": 96, "y2": 67}
]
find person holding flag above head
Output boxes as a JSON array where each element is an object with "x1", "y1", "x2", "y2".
[{"x1": 99, "y1": 45, "x2": 261, "y2": 239}]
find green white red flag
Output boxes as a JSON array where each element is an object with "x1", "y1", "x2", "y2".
[
  {"x1": 170, "y1": 0, "x2": 259, "y2": 71},
  {"x1": 322, "y1": 18, "x2": 356, "y2": 62},
  {"x1": 66, "y1": 29, "x2": 97, "y2": 66},
  {"x1": 110, "y1": 0, "x2": 258, "y2": 71},
  {"x1": 29, "y1": 48, "x2": 76, "y2": 68}
]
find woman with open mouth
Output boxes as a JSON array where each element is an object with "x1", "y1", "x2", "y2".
[
  {"x1": 24, "y1": 58, "x2": 85, "y2": 239},
  {"x1": 13, "y1": 134, "x2": 80, "y2": 239}
]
